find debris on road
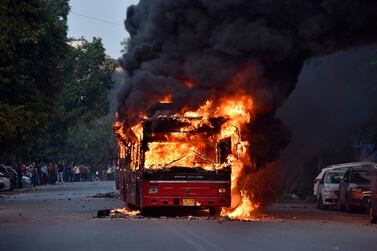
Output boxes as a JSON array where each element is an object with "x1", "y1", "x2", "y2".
[
  {"x1": 97, "y1": 206, "x2": 273, "y2": 222},
  {"x1": 97, "y1": 209, "x2": 111, "y2": 218},
  {"x1": 92, "y1": 192, "x2": 119, "y2": 199},
  {"x1": 110, "y1": 207, "x2": 140, "y2": 218}
]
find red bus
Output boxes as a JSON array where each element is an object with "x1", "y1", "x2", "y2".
[{"x1": 114, "y1": 104, "x2": 231, "y2": 216}]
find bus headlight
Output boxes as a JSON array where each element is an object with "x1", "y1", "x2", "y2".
[
  {"x1": 149, "y1": 187, "x2": 158, "y2": 194},
  {"x1": 218, "y1": 188, "x2": 226, "y2": 193}
]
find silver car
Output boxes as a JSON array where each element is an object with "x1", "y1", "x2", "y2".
[
  {"x1": 317, "y1": 169, "x2": 346, "y2": 209},
  {"x1": 0, "y1": 171, "x2": 11, "y2": 191}
]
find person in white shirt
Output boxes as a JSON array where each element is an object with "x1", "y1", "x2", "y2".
[{"x1": 74, "y1": 165, "x2": 80, "y2": 182}]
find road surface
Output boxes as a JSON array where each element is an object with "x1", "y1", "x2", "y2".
[{"x1": 1, "y1": 181, "x2": 376, "y2": 251}]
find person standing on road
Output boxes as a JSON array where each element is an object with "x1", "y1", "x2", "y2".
[
  {"x1": 68, "y1": 162, "x2": 74, "y2": 182},
  {"x1": 41, "y1": 163, "x2": 48, "y2": 185},
  {"x1": 74, "y1": 164, "x2": 80, "y2": 182},
  {"x1": 48, "y1": 163, "x2": 55, "y2": 185},
  {"x1": 63, "y1": 162, "x2": 70, "y2": 182},
  {"x1": 106, "y1": 167, "x2": 113, "y2": 181},
  {"x1": 31, "y1": 163, "x2": 39, "y2": 187},
  {"x1": 57, "y1": 162, "x2": 64, "y2": 184},
  {"x1": 79, "y1": 165, "x2": 85, "y2": 182}
]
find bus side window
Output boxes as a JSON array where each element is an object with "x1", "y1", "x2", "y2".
[
  {"x1": 217, "y1": 137, "x2": 232, "y2": 163},
  {"x1": 129, "y1": 143, "x2": 140, "y2": 171},
  {"x1": 125, "y1": 145, "x2": 132, "y2": 170}
]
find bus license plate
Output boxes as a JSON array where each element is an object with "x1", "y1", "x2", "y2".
[{"x1": 182, "y1": 199, "x2": 195, "y2": 206}]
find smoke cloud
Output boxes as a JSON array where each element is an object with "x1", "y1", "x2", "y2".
[
  {"x1": 118, "y1": 0, "x2": 377, "y2": 168},
  {"x1": 117, "y1": 0, "x2": 377, "y2": 176},
  {"x1": 279, "y1": 45, "x2": 377, "y2": 161}
]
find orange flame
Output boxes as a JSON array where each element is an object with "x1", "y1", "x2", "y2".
[
  {"x1": 159, "y1": 94, "x2": 172, "y2": 103},
  {"x1": 222, "y1": 190, "x2": 259, "y2": 220},
  {"x1": 114, "y1": 93, "x2": 259, "y2": 219},
  {"x1": 183, "y1": 79, "x2": 194, "y2": 88},
  {"x1": 111, "y1": 207, "x2": 140, "y2": 216}
]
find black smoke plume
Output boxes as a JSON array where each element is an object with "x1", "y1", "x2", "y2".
[{"x1": 117, "y1": 0, "x2": 377, "y2": 202}]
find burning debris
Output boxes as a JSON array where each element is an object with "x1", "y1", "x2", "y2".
[
  {"x1": 111, "y1": 207, "x2": 141, "y2": 218},
  {"x1": 115, "y1": 0, "x2": 377, "y2": 219},
  {"x1": 105, "y1": 206, "x2": 271, "y2": 222}
]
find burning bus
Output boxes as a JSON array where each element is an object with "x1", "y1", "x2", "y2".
[
  {"x1": 113, "y1": 98, "x2": 256, "y2": 217},
  {"x1": 114, "y1": 103, "x2": 233, "y2": 216}
]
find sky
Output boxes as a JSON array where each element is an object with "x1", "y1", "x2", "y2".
[{"x1": 67, "y1": 0, "x2": 139, "y2": 59}]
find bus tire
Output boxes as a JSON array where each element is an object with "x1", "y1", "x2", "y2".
[
  {"x1": 370, "y1": 207, "x2": 377, "y2": 224},
  {"x1": 209, "y1": 207, "x2": 221, "y2": 217}
]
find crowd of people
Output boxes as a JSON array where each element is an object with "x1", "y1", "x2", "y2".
[{"x1": 18, "y1": 162, "x2": 115, "y2": 187}]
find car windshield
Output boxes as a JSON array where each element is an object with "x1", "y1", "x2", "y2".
[
  {"x1": 350, "y1": 169, "x2": 372, "y2": 184},
  {"x1": 325, "y1": 172, "x2": 344, "y2": 184}
]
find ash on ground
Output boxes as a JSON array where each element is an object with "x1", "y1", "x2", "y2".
[{"x1": 103, "y1": 207, "x2": 272, "y2": 222}]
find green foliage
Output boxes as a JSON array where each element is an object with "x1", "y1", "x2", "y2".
[
  {"x1": 44, "y1": 38, "x2": 117, "y2": 165},
  {"x1": 64, "y1": 116, "x2": 115, "y2": 166},
  {"x1": 0, "y1": 1, "x2": 116, "y2": 165},
  {"x1": 0, "y1": 0, "x2": 69, "y2": 160},
  {"x1": 59, "y1": 38, "x2": 116, "y2": 127},
  {"x1": 0, "y1": 103, "x2": 32, "y2": 152}
]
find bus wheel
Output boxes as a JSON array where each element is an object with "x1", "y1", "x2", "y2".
[
  {"x1": 209, "y1": 207, "x2": 221, "y2": 217},
  {"x1": 141, "y1": 207, "x2": 150, "y2": 216},
  {"x1": 370, "y1": 207, "x2": 377, "y2": 224}
]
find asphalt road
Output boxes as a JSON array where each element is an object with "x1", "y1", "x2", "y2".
[{"x1": 1, "y1": 181, "x2": 376, "y2": 251}]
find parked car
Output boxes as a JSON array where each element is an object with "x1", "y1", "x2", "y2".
[
  {"x1": 370, "y1": 169, "x2": 377, "y2": 223},
  {"x1": 0, "y1": 165, "x2": 14, "y2": 190},
  {"x1": 314, "y1": 161, "x2": 376, "y2": 196},
  {"x1": 4, "y1": 166, "x2": 19, "y2": 188},
  {"x1": 317, "y1": 168, "x2": 347, "y2": 209},
  {"x1": 0, "y1": 171, "x2": 11, "y2": 191},
  {"x1": 338, "y1": 163, "x2": 376, "y2": 213},
  {"x1": 22, "y1": 175, "x2": 32, "y2": 186}
]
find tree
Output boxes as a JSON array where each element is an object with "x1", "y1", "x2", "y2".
[
  {"x1": 59, "y1": 38, "x2": 116, "y2": 127},
  {"x1": 0, "y1": 0, "x2": 69, "y2": 162},
  {"x1": 43, "y1": 37, "x2": 117, "y2": 165},
  {"x1": 64, "y1": 116, "x2": 115, "y2": 166}
]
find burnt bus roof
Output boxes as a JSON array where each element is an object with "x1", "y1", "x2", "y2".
[
  {"x1": 143, "y1": 116, "x2": 192, "y2": 133},
  {"x1": 144, "y1": 102, "x2": 228, "y2": 134},
  {"x1": 147, "y1": 103, "x2": 175, "y2": 117},
  {"x1": 143, "y1": 116, "x2": 226, "y2": 134}
]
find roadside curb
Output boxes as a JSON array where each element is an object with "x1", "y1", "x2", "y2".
[{"x1": 0, "y1": 186, "x2": 33, "y2": 196}]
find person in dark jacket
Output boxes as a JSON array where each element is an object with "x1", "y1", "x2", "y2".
[
  {"x1": 57, "y1": 162, "x2": 64, "y2": 184},
  {"x1": 16, "y1": 163, "x2": 23, "y2": 189}
]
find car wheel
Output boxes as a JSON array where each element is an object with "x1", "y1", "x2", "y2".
[
  {"x1": 345, "y1": 197, "x2": 354, "y2": 213},
  {"x1": 370, "y1": 207, "x2": 377, "y2": 224},
  {"x1": 317, "y1": 196, "x2": 323, "y2": 209},
  {"x1": 9, "y1": 182, "x2": 13, "y2": 191},
  {"x1": 337, "y1": 197, "x2": 344, "y2": 211}
]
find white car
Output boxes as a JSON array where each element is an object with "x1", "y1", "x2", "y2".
[
  {"x1": 22, "y1": 176, "x2": 31, "y2": 186},
  {"x1": 317, "y1": 169, "x2": 346, "y2": 209},
  {"x1": 313, "y1": 161, "x2": 377, "y2": 196},
  {"x1": 0, "y1": 171, "x2": 11, "y2": 191}
]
